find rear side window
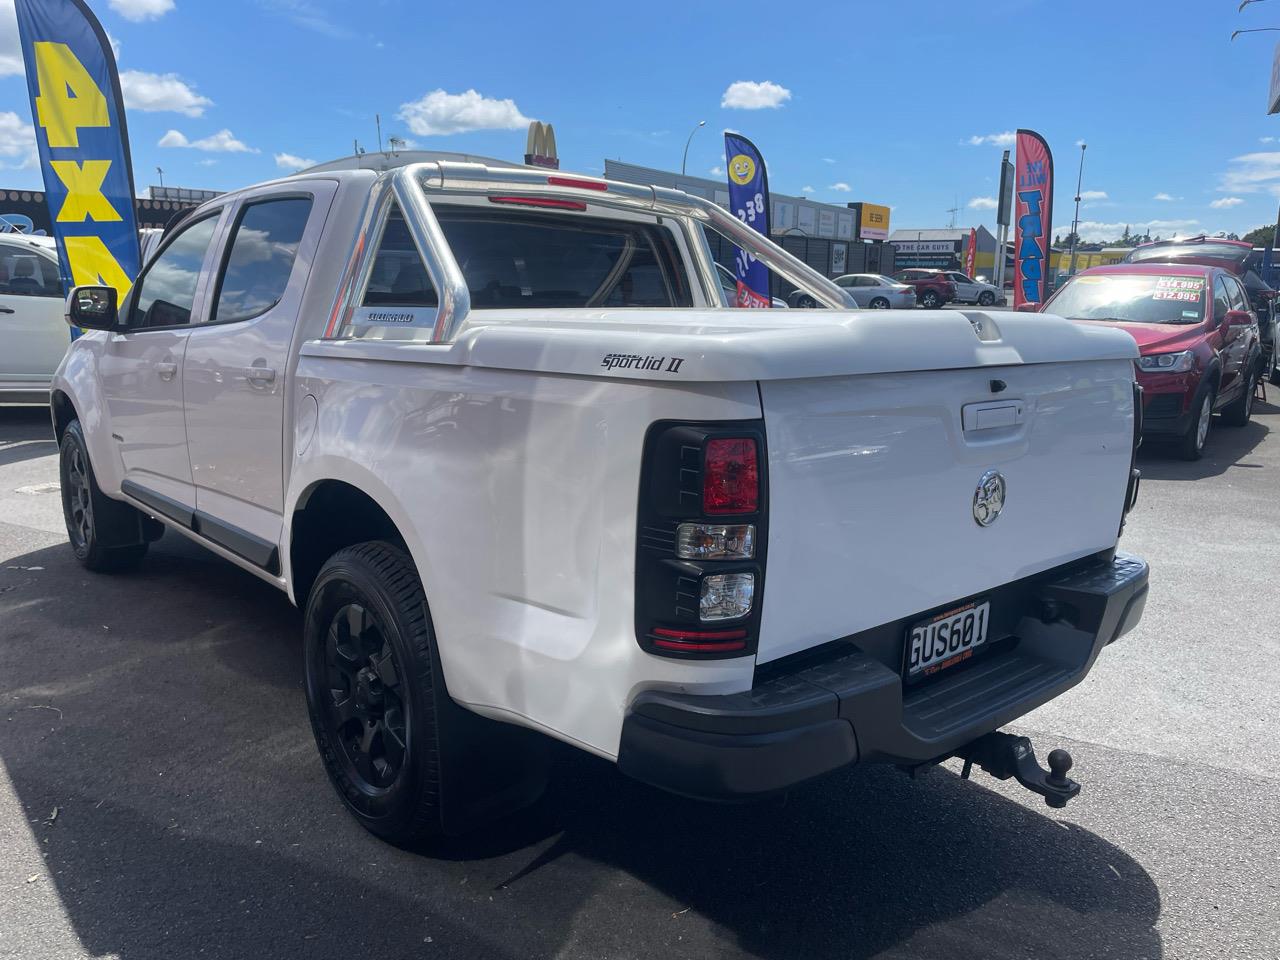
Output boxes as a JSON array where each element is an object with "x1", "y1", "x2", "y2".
[
  {"x1": 0, "y1": 247, "x2": 61, "y2": 297},
  {"x1": 212, "y1": 197, "x2": 313, "y2": 324},
  {"x1": 434, "y1": 207, "x2": 691, "y2": 309}
]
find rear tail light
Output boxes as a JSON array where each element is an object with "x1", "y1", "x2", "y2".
[
  {"x1": 488, "y1": 195, "x2": 588, "y2": 211},
  {"x1": 635, "y1": 422, "x2": 768, "y2": 658},
  {"x1": 703, "y1": 438, "x2": 759, "y2": 514}
]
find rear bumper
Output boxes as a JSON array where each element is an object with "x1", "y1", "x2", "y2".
[{"x1": 618, "y1": 553, "x2": 1148, "y2": 801}]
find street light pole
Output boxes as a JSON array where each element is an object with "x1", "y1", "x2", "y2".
[
  {"x1": 681, "y1": 120, "x2": 706, "y2": 176},
  {"x1": 1068, "y1": 142, "x2": 1086, "y2": 276}
]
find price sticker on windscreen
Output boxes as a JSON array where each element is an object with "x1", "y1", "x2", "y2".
[{"x1": 1152, "y1": 277, "x2": 1205, "y2": 302}]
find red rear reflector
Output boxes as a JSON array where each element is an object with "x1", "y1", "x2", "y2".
[
  {"x1": 488, "y1": 195, "x2": 588, "y2": 211},
  {"x1": 703, "y1": 438, "x2": 759, "y2": 514},
  {"x1": 651, "y1": 627, "x2": 748, "y2": 652},
  {"x1": 547, "y1": 176, "x2": 608, "y2": 191}
]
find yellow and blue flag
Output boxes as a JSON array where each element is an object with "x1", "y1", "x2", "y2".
[
  {"x1": 14, "y1": 0, "x2": 141, "y2": 304},
  {"x1": 723, "y1": 132, "x2": 772, "y2": 308}
]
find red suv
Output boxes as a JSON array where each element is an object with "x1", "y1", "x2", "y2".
[
  {"x1": 1042, "y1": 263, "x2": 1263, "y2": 460},
  {"x1": 892, "y1": 269, "x2": 956, "y2": 308}
]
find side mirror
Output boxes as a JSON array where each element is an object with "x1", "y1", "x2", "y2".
[
  {"x1": 1224, "y1": 309, "x2": 1253, "y2": 328},
  {"x1": 1015, "y1": 302, "x2": 1040, "y2": 313},
  {"x1": 66, "y1": 285, "x2": 119, "y2": 331}
]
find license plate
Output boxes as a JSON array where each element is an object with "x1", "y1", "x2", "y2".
[{"x1": 905, "y1": 600, "x2": 991, "y2": 678}]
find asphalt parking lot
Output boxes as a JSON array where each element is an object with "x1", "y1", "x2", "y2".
[{"x1": 1, "y1": 399, "x2": 1277, "y2": 960}]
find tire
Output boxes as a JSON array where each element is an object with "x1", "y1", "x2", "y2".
[
  {"x1": 1269, "y1": 352, "x2": 1280, "y2": 387},
  {"x1": 1221, "y1": 362, "x2": 1259, "y2": 427},
  {"x1": 919, "y1": 290, "x2": 941, "y2": 309},
  {"x1": 795, "y1": 294, "x2": 817, "y2": 309},
  {"x1": 870, "y1": 297, "x2": 890, "y2": 309},
  {"x1": 59, "y1": 419, "x2": 150, "y2": 572},
  {"x1": 978, "y1": 291, "x2": 995, "y2": 306},
  {"x1": 1178, "y1": 388, "x2": 1214, "y2": 461},
  {"x1": 303, "y1": 541, "x2": 547, "y2": 846}
]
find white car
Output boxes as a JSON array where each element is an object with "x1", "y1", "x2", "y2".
[
  {"x1": 0, "y1": 234, "x2": 67, "y2": 403},
  {"x1": 943, "y1": 270, "x2": 1005, "y2": 306},
  {"x1": 51, "y1": 161, "x2": 1147, "y2": 844},
  {"x1": 833, "y1": 273, "x2": 917, "y2": 308}
]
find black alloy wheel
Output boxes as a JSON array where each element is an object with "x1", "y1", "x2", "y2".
[
  {"x1": 58, "y1": 418, "x2": 150, "y2": 571},
  {"x1": 321, "y1": 601, "x2": 408, "y2": 791}
]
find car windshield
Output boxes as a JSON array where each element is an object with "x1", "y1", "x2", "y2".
[
  {"x1": 1125, "y1": 241, "x2": 1249, "y2": 266},
  {"x1": 1046, "y1": 274, "x2": 1206, "y2": 324}
]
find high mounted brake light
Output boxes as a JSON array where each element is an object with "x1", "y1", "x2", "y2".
[
  {"x1": 546, "y1": 176, "x2": 608, "y2": 191},
  {"x1": 634, "y1": 422, "x2": 768, "y2": 659},
  {"x1": 488, "y1": 195, "x2": 588, "y2": 211}
]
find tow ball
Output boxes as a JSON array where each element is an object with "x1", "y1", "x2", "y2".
[{"x1": 954, "y1": 732, "x2": 1080, "y2": 808}]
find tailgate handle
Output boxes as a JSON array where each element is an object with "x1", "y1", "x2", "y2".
[{"x1": 963, "y1": 400, "x2": 1024, "y2": 432}]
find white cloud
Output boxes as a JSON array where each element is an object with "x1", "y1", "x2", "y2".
[
  {"x1": 822, "y1": 157, "x2": 837, "y2": 164},
  {"x1": 1152, "y1": 192, "x2": 1180, "y2": 201},
  {"x1": 1220, "y1": 151, "x2": 1280, "y2": 195},
  {"x1": 0, "y1": 110, "x2": 36, "y2": 168},
  {"x1": 966, "y1": 131, "x2": 1016, "y2": 147},
  {"x1": 828, "y1": 182, "x2": 851, "y2": 192},
  {"x1": 196, "y1": 158, "x2": 217, "y2": 166},
  {"x1": 801, "y1": 185, "x2": 815, "y2": 194},
  {"x1": 159, "y1": 128, "x2": 259, "y2": 153},
  {"x1": 1070, "y1": 218, "x2": 1201, "y2": 242},
  {"x1": 397, "y1": 89, "x2": 530, "y2": 136},
  {"x1": 708, "y1": 165, "x2": 724, "y2": 176},
  {"x1": 263, "y1": 0, "x2": 349, "y2": 38},
  {"x1": 1210, "y1": 196, "x2": 1244, "y2": 208},
  {"x1": 720, "y1": 80, "x2": 791, "y2": 110},
  {"x1": 968, "y1": 196, "x2": 998, "y2": 210},
  {"x1": 120, "y1": 70, "x2": 212, "y2": 117},
  {"x1": 1261, "y1": 137, "x2": 1276, "y2": 143},
  {"x1": 1079, "y1": 190, "x2": 1108, "y2": 201},
  {"x1": 1075, "y1": 139, "x2": 1086, "y2": 147},
  {"x1": 275, "y1": 152, "x2": 316, "y2": 171},
  {"x1": 0, "y1": 0, "x2": 21, "y2": 77},
  {"x1": 109, "y1": 0, "x2": 174, "y2": 21}
]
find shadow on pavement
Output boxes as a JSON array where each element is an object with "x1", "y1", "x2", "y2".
[
  {"x1": 0, "y1": 406, "x2": 56, "y2": 468},
  {"x1": 0, "y1": 537, "x2": 1163, "y2": 960},
  {"x1": 1137, "y1": 399, "x2": 1275, "y2": 481}
]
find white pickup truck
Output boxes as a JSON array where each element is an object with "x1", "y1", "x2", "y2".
[{"x1": 52, "y1": 160, "x2": 1148, "y2": 844}]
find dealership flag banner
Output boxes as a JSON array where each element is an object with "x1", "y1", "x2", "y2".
[
  {"x1": 14, "y1": 0, "x2": 141, "y2": 303},
  {"x1": 723, "y1": 132, "x2": 772, "y2": 307},
  {"x1": 1013, "y1": 129, "x2": 1054, "y2": 307},
  {"x1": 966, "y1": 227, "x2": 977, "y2": 278}
]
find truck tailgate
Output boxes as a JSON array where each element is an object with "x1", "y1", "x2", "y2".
[{"x1": 757, "y1": 358, "x2": 1135, "y2": 664}]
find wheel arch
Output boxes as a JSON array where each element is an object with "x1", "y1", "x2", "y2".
[
  {"x1": 288, "y1": 477, "x2": 411, "y2": 609},
  {"x1": 51, "y1": 388, "x2": 77, "y2": 444}
]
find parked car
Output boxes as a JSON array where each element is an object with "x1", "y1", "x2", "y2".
[
  {"x1": 52, "y1": 160, "x2": 1147, "y2": 844},
  {"x1": 831, "y1": 273, "x2": 917, "y2": 309},
  {"x1": 713, "y1": 262, "x2": 788, "y2": 308},
  {"x1": 1043, "y1": 263, "x2": 1262, "y2": 460},
  {"x1": 0, "y1": 234, "x2": 66, "y2": 403},
  {"x1": 892, "y1": 268, "x2": 957, "y2": 308},
  {"x1": 941, "y1": 270, "x2": 1004, "y2": 306},
  {"x1": 1124, "y1": 236, "x2": 1277, "y2": 386}
]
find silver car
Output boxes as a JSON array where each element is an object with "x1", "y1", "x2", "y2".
[
  {"x1": 943, "y1": 271, "x2": 1004, "y2": 306},
  {"x1": 833, "y1": 273, "x2": 917, "y2": 309}
]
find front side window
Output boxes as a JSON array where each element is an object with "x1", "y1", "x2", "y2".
[
  {"x1": 1213, "y1": 277, "x2": 1231, "y2": 322},
  {"x1": 0, "y1": 247, "x2": 61, "y2": 297},
  {"x1": 1224, "y1": 275, "x2": 1249, "y2": 314},
  {"x1": 435, "y1": 207, "x2": 691, "y2": 309},
  {"x1": 212, "y1": 196, "x2": 313, "y2": 324},
  {"x1": 131, "y1": 214, "x2": 220, "y2": 328}
]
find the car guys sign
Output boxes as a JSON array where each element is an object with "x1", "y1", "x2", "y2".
[
  {"x1": 1013, "y1": 129, "x2": 1054, "y2": 308},
  {"x1": 724, "y1": 132, "x2": 772, "y2": 308}
]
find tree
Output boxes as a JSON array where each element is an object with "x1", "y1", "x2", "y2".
[
  {"x1": 1058, "y1": 231, "x2": 1080, "y2": 249},
  {"x1": 1241, "y1": 225, "x2": 1276, "y2": 247}
]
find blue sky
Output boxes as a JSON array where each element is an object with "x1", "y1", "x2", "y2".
[{"x1": 5, "y1": 0, "x2": 1280, "y2": 241}]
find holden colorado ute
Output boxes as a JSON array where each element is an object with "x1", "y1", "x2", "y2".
[{"x1": 51, "y1": 160, "x2": 1148, "y2": 844}]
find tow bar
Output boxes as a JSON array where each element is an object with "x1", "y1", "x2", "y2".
[{"x1": 955, "y1": 732, "x2": 1080, "y2": 808}]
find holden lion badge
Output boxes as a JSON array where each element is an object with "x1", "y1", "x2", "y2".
[{"x1": 973, "y1": 470, "x2": 1006, "y2": 527}]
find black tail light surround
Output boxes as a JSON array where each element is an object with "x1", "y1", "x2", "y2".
[{"x1": 634, "y1": 419, "x2": 768, "y2": 660}]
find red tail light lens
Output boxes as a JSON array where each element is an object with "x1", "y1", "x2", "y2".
[
  {"x1": 488, "y1": 195, "x2": 588, "y2": 211},
  {"x1": 703, "y1": 438, "x2": 759, "y2": 514},
  {"x1": 546, "y1": 176, "x2": 608, "y2": 191},
  {"x1": 650, "y1": 627, "x2": 748, "y2": 653}
]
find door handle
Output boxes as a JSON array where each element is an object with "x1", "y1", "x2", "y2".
[
  {"x1": 243, "y1": 366, "x2": 277, "y2": 385},
  {"x1": 156, "y1": 361, "x2": 177, "y2": 381},
  {"x1": 0, "y1": 306, "x2": 14, "y2": 314}
]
